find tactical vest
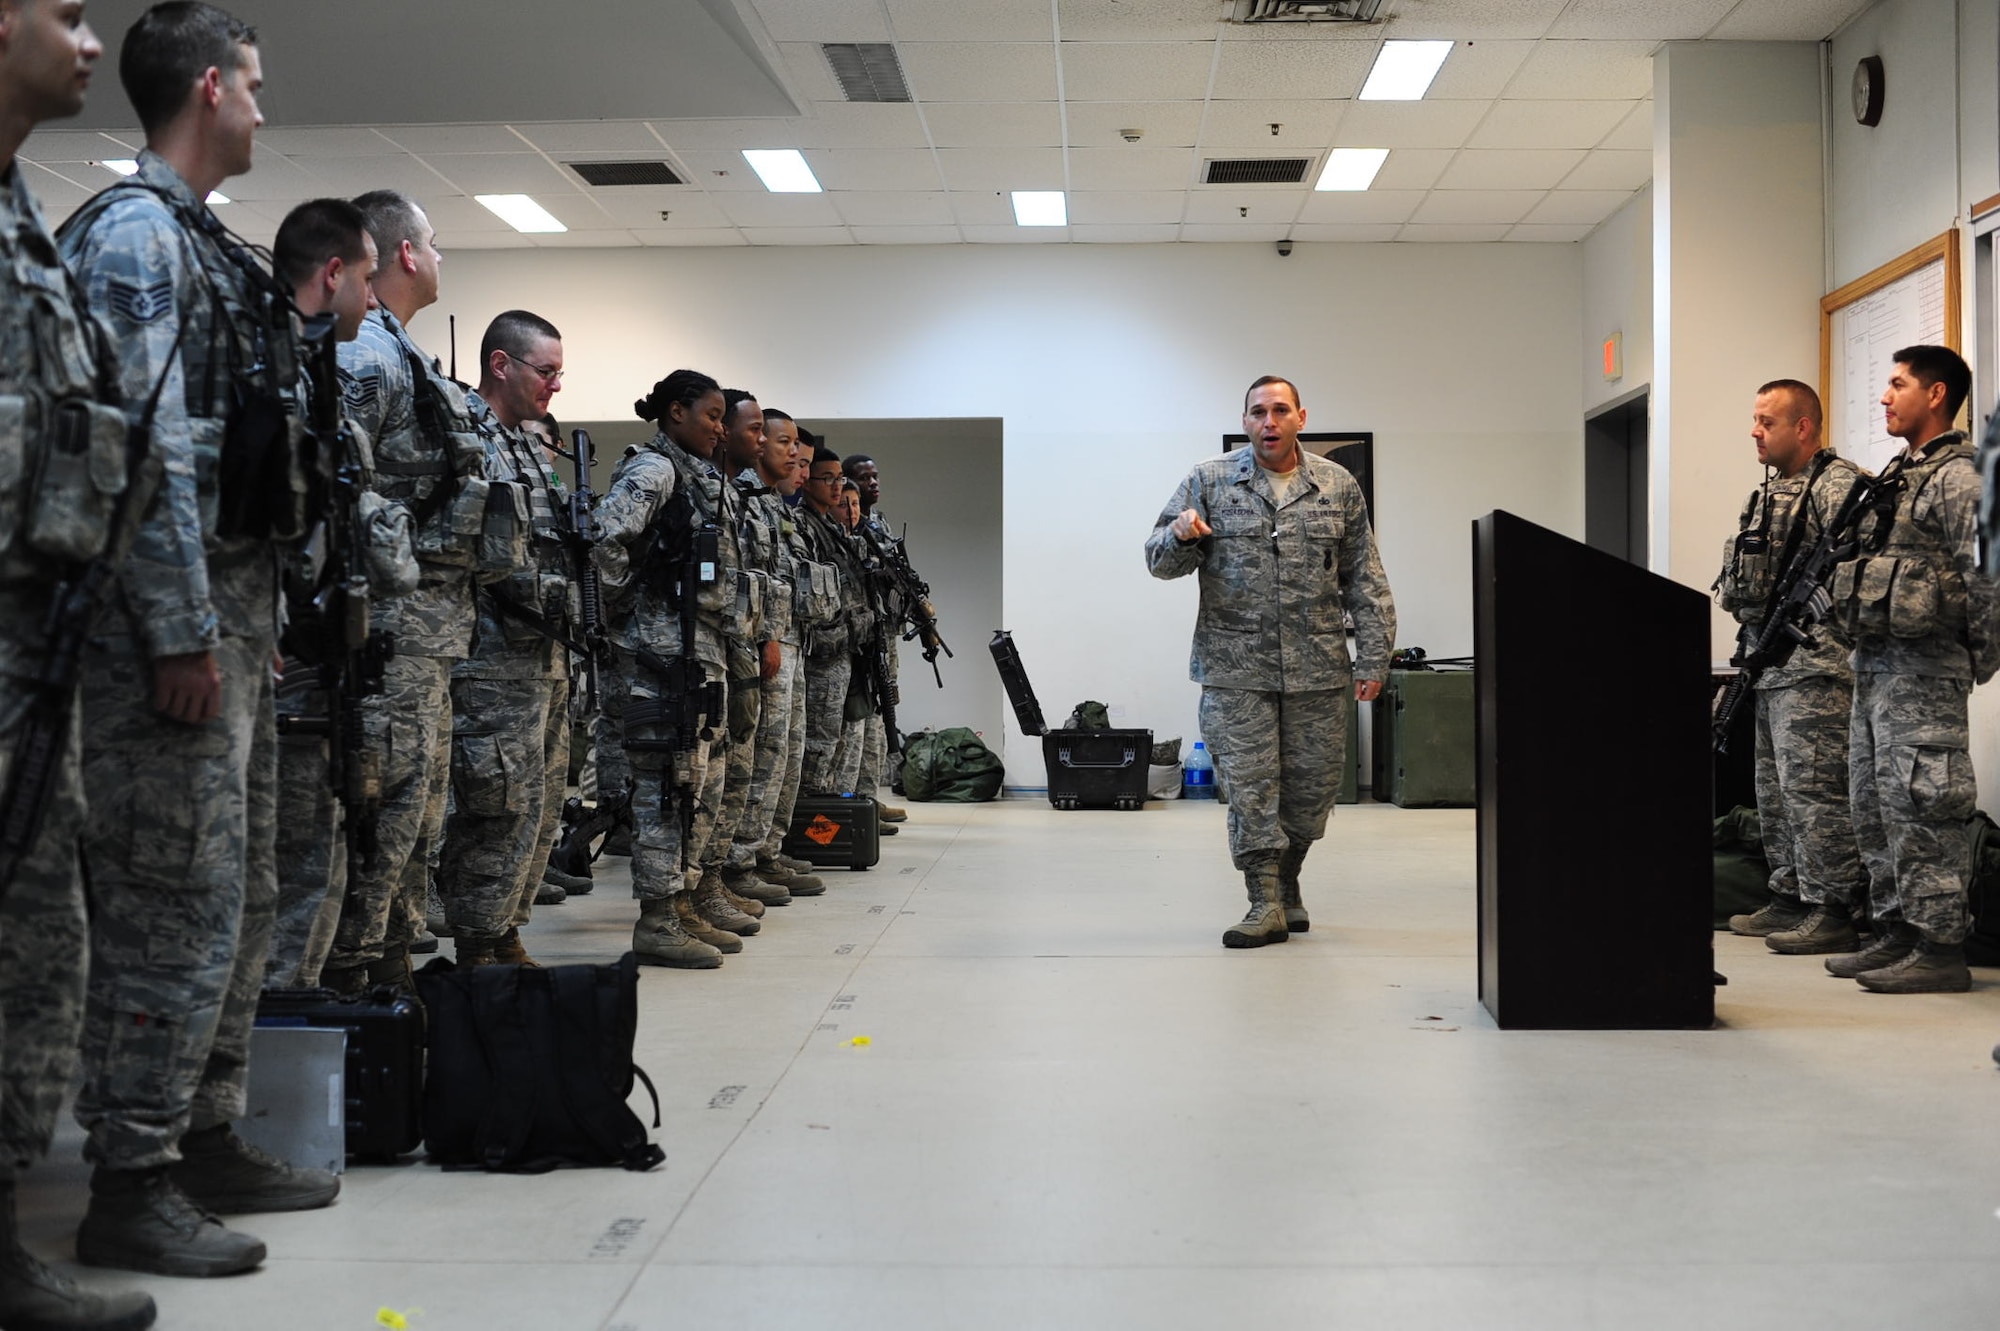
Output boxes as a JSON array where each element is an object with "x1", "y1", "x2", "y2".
[
  {"x1": 1830, "y1": 437, "x2": 1975, "y2": 641},
  {"x1": 485, "y1": 413, "x2": 574, "y2": 649},
  {"x1": 1714, "y1": 452, "x2": 1852, "y2": 614}
]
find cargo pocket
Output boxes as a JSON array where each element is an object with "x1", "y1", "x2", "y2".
[
  {"x1": 121, "y1": 746, "x2": 228, "y2": 889},
  {"x1": 478, "y1": 478, "x2": 529, "y2": 574},
  {"x1": 1886, "y1": 558, "x2": 1940, "y2": 638},
  {"x1": 1905, "y1": 746, "x2": 1974, "y2": 823},
  {"x1": 25, "y1": 398, "x2": 129, "y2": 563},
  {"x1": 453, "y1": 730, "x2": 522, "y2": 819}
]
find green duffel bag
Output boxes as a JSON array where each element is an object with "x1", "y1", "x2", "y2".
[
  {"x1": 901, "y1": 727, "x2": 1005, "y2": 803},
  {"x1": 1713, "y1": 805, "x2": 1772, "y2": 930}
]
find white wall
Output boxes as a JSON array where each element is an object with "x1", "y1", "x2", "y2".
[
  {"x1": 1582, "y1": 186, "x2": 1655, "y2": 417},
  {"x1": 415, "y1": 240, "x2": 1583, "y2": 783}
]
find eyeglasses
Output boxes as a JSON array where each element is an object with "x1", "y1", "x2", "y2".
[{"x1": 504, "y1": 350, "x2": 564, "y2": 384}]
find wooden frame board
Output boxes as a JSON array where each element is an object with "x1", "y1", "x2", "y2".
[{"x1": 1819, "y1": 230, "x2": 1961, "y2": 469}]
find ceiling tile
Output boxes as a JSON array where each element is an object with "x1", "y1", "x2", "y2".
[
  {"x1": 1425, "y1": 41, "x2": 1535, "y2": 99},
  {"x1": 959, "y1": 224, "x2": 1072, "y2": 242},
  {"x1": 420, "y1": 194, "x2": 514, "y2": 235},
  {"x1": 1288, "y1": 223, "x2": 1403, "y2": 242},
  {"x1": 19, "y1": 129, "x2": 140, "y2": 162},
  {"x1": 921, "y1": 102, "x2": 1065, "y2": 148},
  {"x1": 257, "y1": 127, "x2": 402, "y2": 157},
  {"x1": 1199, "y1": 99, "x2": 1345, "y2": 148},
  {"x1": 750, "y1": 0, "x2": 892, "y2": 43},
  {"x1": 1295, "y1": 190, "x2": 1426, "y2": 225},
  {"x1": 1066, "y1": 101, "x2": 1206, "y2": 149},
  {"x1": 573, "y1": 188, "x2": 732, "y2": 230},
  {"x1": 512, "y1": 122, "x2": 665, "y2": 154},
  {"x1": 1468, "y1": 100, "x2": 1633, "y2": 149},
  {"x1": 1396, "y1": 223, "x2": 1511, "y2": 242},
  {"x1": 935, "y1": 147, "x2": 1066, "y2": 191},
  {"x1": 1335, "y1": 100, "x2": 1489, "y2": 150},
  {"x1": 423, "y1": 153, "x2": 578, "y2": 195},
  {"x1": 793, "y1": 103, "x2": 935, "y2": 148},
  {"x1": 1070, "y1": 223, "x2": 1184, "y2": 243},
  {"x1": 227, "y1": 152, "x2": 332, "y2": 202},
  {"x1": 809, "y1": 149, "x2": 944, "y2": 192},
  {"x1": 1562, "y1": 149, "x2": 1651, "y2": 190},
  {"x1": 885, "y1": 0, "x2": 1052, "y2": 42},
  {"x1": 830, "y1": 191, "x2": 957, "y2": 226},
  {"x1": 950, "y1": 192, "x2": 1017, "y2": 226},
  {"x1": 20, "y1": 163, "x2": 96, "y2": 208},
  {"x1": 379, "y1": 125, "x2": 528, "y2": 155},
  {"x1": 715, "y1": 192, "x2": 846, "y2": 227},
  {"x1": 1411, "y1": 190, "x2": 1546, "y2": 224},
  {"x1": 1179, "y1": 222, "x2": 1291, "y2": 242},
  {"x1": 1067, "y1": 147, "x2": 1197, "y2": 191},
  {"x1": 1061, "y1": 42, "x2": 1215, "y2": 101},
  {"x1": 1183, "y1": 189, "x2": 1304, "y2": 225},
  {"x1": 1438, "y1": 148, "x2": 1587, "y2": 190},
  {"x1": 1598, "y1": 101, "x2": 1653, "y2": 151},
  {"x1": 1507, "y1": 223, "x2": 1597, "y2": 242},
  {"x1": 741, "y1": 227, "x2": 857, "y2": 245},
  {"x1": 777, "y1": 42, "x2": 847, "y2": 103},
  {"x1": 1213, "y1": 40, "x2": 1374, "y2": 100},
  {"x1": 1058, "y1": 0, "x2": 1220, "y2": 42},
  {"x1": 899, "y1": 42, "x2": 1059, "y2": 102},
  {"x1": 668, "y1": 150, "x2": 769, "y2": 191},
  {"x1": 1507, "y1": 41, "x2": 1656, "y2": 99},
  {"x1": 1068, "y1": 190, "x2": 1188, "y2": 224},
  {"x1": 1523, "y1": 189, "x2": 1636, "y2": 224},
  {"x1": 288, "y1": 154, "x2": 452, "y2": 197},
  {"x1": 1710, "y1": 0, "x2": 1874, "y2": 40},
  {"x1": 1384, "y1": 0, "x2": 1569, "y2": 39},
  {"x1": 850, "y1": 225, "x2": 964, "y2": 244},
  {"x1": 632, "y1": 228, "x2": 747, "y2": 247},
  {"x1": 1372, "y1": 149, "x2": 1456, "y2": 190},
  {"x1": 526, "y1": 229, "x2": 643, "y2": 248},
  {"x1": 1549, "y1": 0, "x2": 1736, "y2": 40}
]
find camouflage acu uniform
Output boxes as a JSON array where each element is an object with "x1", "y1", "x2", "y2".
[
  {"x1": 726, "y1": 476, "x2": 799, "y2": 875},
  {"x1": 267, "y1": 658, "x2": 340, "y2": 986},
  {"x1": 1833, "y1": 433, "x2": 2000, "y2": 943},
  {"x1": 1146, "y1": 449, "x2": 1395, "y2": 869},
  {"x1": 855, "y1": 508, "x2": 902, "y2": 799},
  {"x1": 591, "y1": 434, "x2": 741, "y2": 900},
  {"x1": 326, "y1": 308, "x2": 490, "y2": 972},
  {"x1": 762, "y1": 502, "x2": 840, "y2": 857},
  {"x1": 438, "y1": 394, "x2": 571, "y2": 942},
  {"x1": 1714, "y1": 453, "x2": 1867, "y2": 911},
  {"x1": 60, "y1": 152, "x2": 295, "y2": 1169},
  {"x1": 799, "y1": 505, "x2": 866, "y2": 795},
  {"x1": 703, "y1": 472, "x2": 766, "y2": 880},
  {"x1": 0, "y1": 162, "x2": 130, "y2": 1178}
]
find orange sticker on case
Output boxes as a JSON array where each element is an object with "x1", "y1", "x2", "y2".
[{"x1": 804, "y1": 814, "x2": 840, "y2": 846}]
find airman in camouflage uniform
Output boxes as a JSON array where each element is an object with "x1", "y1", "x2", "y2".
[
  {"x1": 1146, "y1": 376, "x2": 1395, "y2": 949},
  {"x1": 1711, "y1": 381, "x2": 1868, "y2": 955},
  {"x1": 438, "y1": 311, "x2": 570, "y2": 967},
  {"x1": 1827, "y1": 346, "x2": 1999, "y2": 993},
  {"x1": 592, "y1": 370, "x2": 742, "y2": 968},
  {"x1": 846, "y1": 455, "x2": 907, "y2": 828},
  {"x1": 799, "y1": 447, "x2": 870, "y2": 796},
  {"x1": 0, "y1": 4, "x2": 162, "y2": 1324},
  {"x1": 323, "y1": 190, "x2": 501, "y2": 993},
  {"x1": 59, "y1": 2, "x2": 338, "y2": 1282}
]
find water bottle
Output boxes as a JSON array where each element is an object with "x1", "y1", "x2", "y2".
[{"x1": 1183, "y1": 741, "x2": 1216, "y2": 800}]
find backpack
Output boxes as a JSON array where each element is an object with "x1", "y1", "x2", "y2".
[
  {"x1": 1965, "y1": 811, "x2": 2000, "y2": 965},
  {"x1": 1713, "y1": 806, "x2": 1772, "y2": 929},
  {"x1": 901, "y1": 727, "x2": 1005, "y2": 803},
  {"x1": 415, "y1": 952, "x2": 665, "y2": 1173},
  {"x1": 1064, "y1": 700, "x2": 1111, "y2": 730}
]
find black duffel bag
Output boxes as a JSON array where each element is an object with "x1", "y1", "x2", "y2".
[{"x1": 415, "y1": 952, "x2": 664, "y2": 1173}]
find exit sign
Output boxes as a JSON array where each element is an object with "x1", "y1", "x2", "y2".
[{"x1": 1602, "y1": 332, "x2": 1623, "y2": 381}]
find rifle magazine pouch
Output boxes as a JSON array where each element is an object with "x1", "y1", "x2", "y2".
[
  {"x1": 8, "y1": 393, "x2": 130, "y2": 564},
  {"x1": 478, "y1": 478, "x2": 530, "y2": 574},
  {"x1": 1886, "y1": 558, "x2": 1943, "y2": 637},
  {"x1": 1834, "y1": 557, "x2": 1940, "y2": 639},
  {"x1": 804, "y1": 559, "x2": 841, "y2": 627},
  {"x1": 218, "y1": 385, "x2": 307, "y2": 542},
  {"x1": 428, "y1": 473, "x2": 488, "y2": 564},
  {"x1": 358, "y1": 490, "x2": 420, "y2": 596},
  {"x1": 1718, "y1": 536, "x2": 1772, "y2": 611}
]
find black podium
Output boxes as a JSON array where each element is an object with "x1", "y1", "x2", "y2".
[{"x1": 1473, "y1": 511, "x2": 1714, "y2": 1029}]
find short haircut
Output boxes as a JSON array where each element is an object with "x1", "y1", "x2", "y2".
[
  {"x1": 811, "y1": 445, "x2": 842, "y2": 469},
  {"x1": 763, "y1": 408, "x2": 794, "y2": 425},
  {"x1": 840, "y1": 478, "x2": 860, "y2": 493},
  {"x1": 722, "y1": 389, "x2": 758, "y2": 422},
  {"x1": 120, "y1": 2, "x2": 258, "y2": 134},
  {"x1": 353, "y1": 190, "x2": 428, "y2": 266},
  {"x1": 1244, "y1": 375, "x2": 1302, "y2": 411},
  {"x1": 634, "y1": 369, "x2": 720, "y2": 423},
  {"x1": 1756, "y1": 378, "x2": 1823, "y2": 428},
  {"x1": 272, "y1": 198, "x2": 369, "y2": 291},
  {"x1": 480, "y1": 309, "x2": 562, "y2": 367},
  {"x1": 842, "y1": 453, "x2": 874, "y2": 477},
  {"x1": 1892, "y1": 344, "x2": 1972, "y2": 420}
]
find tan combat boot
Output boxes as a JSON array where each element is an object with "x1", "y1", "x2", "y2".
[
  {"x1": 632, "y1": 897, "x2": 723, "y2": 969},
  {"x1": 723, "y1": 863, "x2": 790, "y2": 907},
  {"x1": 492, "y1": 927, "x2": 540, "y2": 968},
  {"x1": 692, "y1": 877, "x2": 760, "y2": 936},
  {"x1": 1, "y1": 1179, "x2": 158, "y2": 1327},
  {"x1": 1222, "y1": 857, "x2": 1289, "y2": 949},
  {"x1": 453, "y1": 936, "x2": 500, "y2": 968},
  {"x1": 1278, "y1": 843, "x2": 1311, "y2": 933},
  {"x1": 673, "y1": 893, "x2": 744, "y2": 954}
]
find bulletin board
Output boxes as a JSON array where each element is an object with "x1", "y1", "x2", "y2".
[{"x1": 1819, "y1": 230, "x2": 1960, "y2": 474}]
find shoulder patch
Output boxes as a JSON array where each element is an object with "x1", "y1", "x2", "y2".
[{"x1": 106, "y1": 277, "x2": 175, "y2": 325}]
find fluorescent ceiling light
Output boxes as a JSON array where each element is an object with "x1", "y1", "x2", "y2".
[
  {"x1": 475, "y1": 194, "x2": 567, "y2": 233},
  {"x1": 1358, "y1": 40, "x2": 1453, "y2": 100},
  {"x1": 1011, "y1": 190, "x2": 1067, "y2": 227},
  {"x1": 1315, "y1": 148, "x2": 1389, "y2": 191},
  {"x1": 742, "y1": 149, "x2": 822, "y2": 193},
  {"x1": 98, "y1": 158, "x2": 227, "y2": 203}
]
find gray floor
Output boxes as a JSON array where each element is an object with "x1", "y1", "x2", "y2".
[{"x1": 20, "y1": 798, "x2": 2000, "y2": 1330}]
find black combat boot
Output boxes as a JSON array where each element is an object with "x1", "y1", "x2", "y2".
[
  {"x1": 0, "y1": 1180, "x2": 157, "y2": 1329},
  {"x1": 75, "y1": 1168, "x2": 265, "y2": 1278},
  {"x1": 170, "y1": 1124, "x2": 340, "y2": 1215}
]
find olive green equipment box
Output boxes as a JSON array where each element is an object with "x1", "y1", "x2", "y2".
[{"x1": 1371, "y1": 667, "x2": 1475, "y2": 807}]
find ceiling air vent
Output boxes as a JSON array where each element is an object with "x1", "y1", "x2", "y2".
[
  {"x1": 823, "y1": 43, "x2": 911, "y2": 103},
  {"x1": 1231, "y1": 0, "x2": 1383, "y2": 23},
  {"x1": 568, "y1": 160, "x2": 685, "y2": 187},
  {"x1": 1203, "y1": 157, "x2": 1313, "y2": 185}
]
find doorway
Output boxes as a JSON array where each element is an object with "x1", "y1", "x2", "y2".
[{"x1": 1584, "y1": 389, "x2": 1649, "y2": 566}]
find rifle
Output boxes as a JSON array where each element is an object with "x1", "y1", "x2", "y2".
[
  {"x1": 568, "y1": 428, "x2": 608, "y2": 713},
  {"x1": 624, "y1": 513, "x2": 723, "y2": 868},
  {"x1": 277, "y1": 313, "x2": 394, "y2": 861},
  {"x1": 546, "y1": 788, "x2": 629, "y2": 885},
  {"x1": 858, "y1": 520, "x2": 952, "y2": 686},
  {"x1": 868, "y1": 617, "x2": 902, "y2": 757},
  {"x1": 1712, "y1": 453, "x2": 1908, "y2": 753}
]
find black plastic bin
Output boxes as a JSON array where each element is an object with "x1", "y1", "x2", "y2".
[{"x1": 1042, "y1": 728, "x2": 1152, "y2": 811}]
